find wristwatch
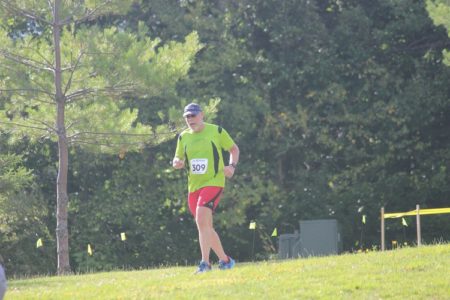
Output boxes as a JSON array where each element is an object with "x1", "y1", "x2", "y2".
[{"x1": 230, "y1": 163, "x2": 237, "y2": 169}]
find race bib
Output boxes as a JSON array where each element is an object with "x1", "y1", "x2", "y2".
[{"x1": 190, "y1": 158, "x2": 208, "y2": 174}]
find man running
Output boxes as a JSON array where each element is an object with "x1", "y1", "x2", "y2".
[{"x1": 172, "y1": 103, "x2": 240, "y2": 274}]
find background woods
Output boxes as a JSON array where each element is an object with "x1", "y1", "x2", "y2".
[{"x1": 1, "y1": 0, "x2": 449, "y2": 275}]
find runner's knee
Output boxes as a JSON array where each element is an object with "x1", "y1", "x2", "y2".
[{"x1": 196, "y1": 207, "x2": 212, "y2": 229}]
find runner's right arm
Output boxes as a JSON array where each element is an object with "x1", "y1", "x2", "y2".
[{"x1": 173, "y1": 134, "x2": 185, "y2": 169}]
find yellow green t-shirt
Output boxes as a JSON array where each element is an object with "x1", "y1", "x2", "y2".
[{"x1": 175, "y1": 123, "x2": 235, "y2": 192}]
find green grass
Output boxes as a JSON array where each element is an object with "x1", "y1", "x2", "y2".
[{"x1": 6, "y1": 244, "x2": 450, "y2": 299}]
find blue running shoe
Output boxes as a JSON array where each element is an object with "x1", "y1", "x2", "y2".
[
  {"x1": 195, "y1": 261, "x2": 211, "y2": 274},
  {"x1": 218, "y1": 256, "x2": 235, "y2": 270}
]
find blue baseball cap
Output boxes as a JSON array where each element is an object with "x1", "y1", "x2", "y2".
[{"x1": 183, "y1": 103, "x2": 202, "y2": 117}]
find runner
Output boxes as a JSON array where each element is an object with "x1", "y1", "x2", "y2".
[{"x1": 172, "y1": 103, "x2": 240, "y2": 274}]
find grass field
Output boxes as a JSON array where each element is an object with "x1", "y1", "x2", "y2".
[{"x1": 5, "y1": 243, "x2": 450, "y2": 299}]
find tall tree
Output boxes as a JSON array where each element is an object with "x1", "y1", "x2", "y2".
[{"x1": 0, "y1": 0, "x2": 201, "y2": 274}]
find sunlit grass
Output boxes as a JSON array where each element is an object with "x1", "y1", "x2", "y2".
[{"x1": 6, "y1": 243, "x2": 450, "y2": 299}]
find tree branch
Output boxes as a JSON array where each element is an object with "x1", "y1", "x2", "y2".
[
  {"x1": 70, "y1": 131, "x2": 160, "y2": 138},
  {"x1": 0, "y1": 89, "x2": 54, "y2": 104},
  {"x1": 70, "y1": 0, "x2": 114, "y2": 25},
  {"x1": 46, "y1": 0, "x2": 53, "y2": 13},
  {"x1": 22, "y1": 46, "x2": 54, "y2": 69},
  {"x1": 0, "y1": 88, "x2": 51, "y2": 96},
  {"x1": 65, "y1": 83, "x2": 139, "y2": 102},
  {"x1": 0, "y1": 1, "x2": 51, "y2": 25},
  {"x1": 0, "y1": 60, "x2": 55, "y2": 101},
  {"x1": 69, "y1": 139, "x2": 148, "y2": 147},
  {"x1": 0, "y1": 120, "x2": 49, "y2": 132},
  {"x1": 67, "y1": 130, "x2": 177, "y2": 147},
  {"x1": 0, "y1": 49, "x2": 54, "y2": 72},
  {"x1": 28, "y1": 78, "x2": 56, "y2": 102},
  {"x1": 64, "y1": 88, "x2": 96, "y2": 102},
  {"x1": 26, "y1": 117, "x2": 57, "y2": 133},
  {"x1": 1, "y1": 65, "x2": 55, "y2": 102},
  {"x1": 63, "y1": 50, "x2": 85, "y2": 96},
  {"x1": 65, "y1": 120, "x2": 81, "y2": 132}
]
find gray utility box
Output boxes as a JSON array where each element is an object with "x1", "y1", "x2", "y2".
[
  {"x1": 277, "y1": 219, "x2": 342, "y2": 259},
  {"x1": 299, "y1": 219, "x2": 342, "y2": 257},
  {"x1": 278, "y1": 231, "x2": 301, "y2": 259}
]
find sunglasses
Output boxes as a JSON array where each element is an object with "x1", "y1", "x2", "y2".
[{"x1": 184, "y1": 114, "x2": 198, "y2": 119}]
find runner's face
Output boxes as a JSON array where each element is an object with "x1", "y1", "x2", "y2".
[{"x1": 184, "y1": 112, "x2": 204, "y2": 132}]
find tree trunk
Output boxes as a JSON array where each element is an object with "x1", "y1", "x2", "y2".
[
  {"x1": 56, "y1": 103, "x2": 70, "y2": 275},
  {"x1": 53, "y1": 0, "x2": 71, "y2": 275}
]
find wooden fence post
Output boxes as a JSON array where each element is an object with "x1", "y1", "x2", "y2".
[
  {"x1": 381, "y1": 207, "x2": 385, "y2": 251},
  {"x1": 416, "y1": 204, "x2": 421, "y2": 246}
]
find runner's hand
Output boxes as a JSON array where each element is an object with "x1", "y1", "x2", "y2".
[
  {"x1": 172, "y1": 157, "x2": 185, "y2": 169},
  {"x1": 224, "y1": 165, "x2": 235, "y2": 178}
]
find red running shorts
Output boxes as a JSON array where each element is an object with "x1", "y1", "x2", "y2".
[{"x1": 188, "y1": 186, "x2": 223, "y2": 218}]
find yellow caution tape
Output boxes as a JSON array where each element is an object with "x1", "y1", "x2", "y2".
[{"x1": 384, "y1": 207, "x2": 450, "y2": 219}]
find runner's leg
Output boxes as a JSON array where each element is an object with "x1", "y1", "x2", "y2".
[
  {"x1": 193, "y1": 187, "x2": 229, "y2": 264},
  {"x1": 196, "y1": 206, "x2": 213, "y2": 263},
  {"x1": 196, "y1": 207, "x2": 228, "y2": 263},
  {"x1": 210, "y1": 226, "x2": 228, "y2": 262}
]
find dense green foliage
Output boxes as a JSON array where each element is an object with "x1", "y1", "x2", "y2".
[
  {"x1": 427, "y1": 0, "x2": 450, "y2": 65},
  {"x1": 0, "y1": 149, "x2": 53, "y2": 274},
  {"x1": 1, "y1": 0, "x2": 449, "y2": 275}
]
